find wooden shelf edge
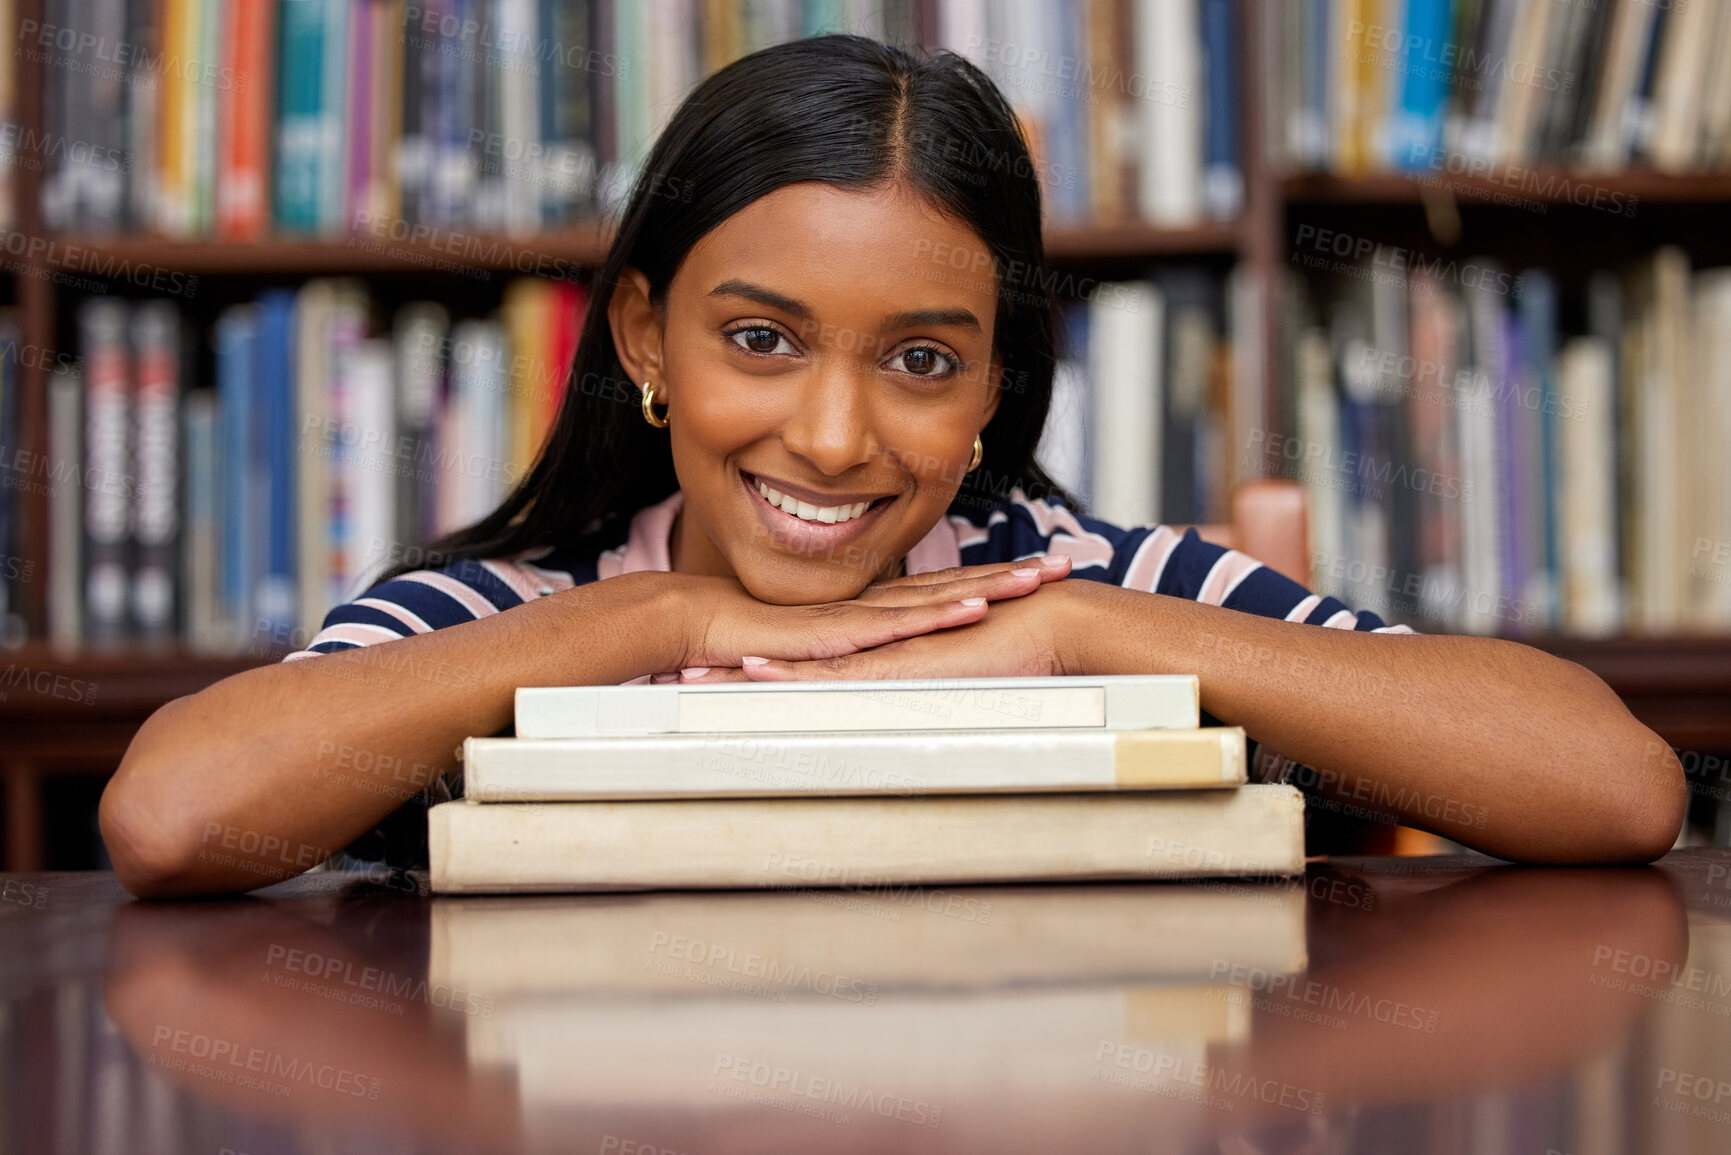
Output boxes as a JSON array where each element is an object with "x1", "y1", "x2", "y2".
[
  {"x1": 1043, "y1": 220, "x2": 1242, "y2": 260},
  {"x1": 34, "y1": 220, "x2": 1243, "y2": 277},
  {"x1": 35, "y1": 227, "x2": 615, "y2": 277},
  {"x1": 0, "y1": 645, "x2": 279, "y2": 719}
]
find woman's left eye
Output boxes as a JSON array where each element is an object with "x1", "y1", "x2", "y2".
[
  {"x1": 727, "y1": 326, "x2": 794, "y2": 356},
  {"x1": 890, "y1": 345, "x2": 960, "y2": 378}
]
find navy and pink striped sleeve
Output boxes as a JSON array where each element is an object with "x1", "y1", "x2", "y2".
[
  {"x1": 954, "y1": 490, "x2": 1414, "y2": 634},
  {"x1": 283, "y1": 554, "x2": 582, "y2": 660}
]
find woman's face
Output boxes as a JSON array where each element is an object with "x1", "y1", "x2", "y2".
[{"x1": 610, "y1": 181, "x2": 1003, "y2": 605}]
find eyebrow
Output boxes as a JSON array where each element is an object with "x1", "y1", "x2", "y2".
[{"x1": 708, "y1": 279, "x2": 982, "y2": 333}]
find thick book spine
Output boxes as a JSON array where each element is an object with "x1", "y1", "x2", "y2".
[
  {"x1": 318, "y1": 0, "x2": 349, "y2": 231},
  {"x1": 343, "y1": 0, "x2": 373, "y2": 229},
  {"x1": 0, "y1": 315, "x2": 18, "y2": 643},
  {"x1": 397, "y1": 0, "x2": 426, "y2": 223},
  {"x1": 464, "y1": 727, "x2": 1247, "y2": 801},
  {"x1": 181, "y1": 390, "x2": 222, "y2": 652},
  {"x1": 79, "y1": 298, "x2": 132, "y2": 645},
  {"x1": 219, "y1": 0, "x2": 273, "y2": 238},
  {"x1": 48, "y1": 367, "x2": 84, "y2": 649},
  {"x1": 275, "y1": 0, "x2": 325, "y2": 232},
  {"x1": 1087, "y1": 280, "x2": 1161, "y2": 527},
  {"x1": 1199, "y1": 0, "x2": 1242, "y2": 216},
  {"x1": 256, "y1": 291, "x2": 299, "y2": 635},
  {"x1": 429, "y1": 786, "x2": 1306, "y2": 893},
  {"x1": 213, "y1": 306, "x2": 256, "y2": 640},
  {"x1": 392, "y1": 302, "x2": 447, "y2": 550},
  {"x1": 129, "y1": 302, "x2": 181, "y2": 644}
]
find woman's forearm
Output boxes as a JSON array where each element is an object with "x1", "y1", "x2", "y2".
[
  {"x1": 1063, "y1": 583, "x2": 1688, "y2": 863},
  {"x1": 99, "y1": 572, "x2": 684, "y2": 898}
]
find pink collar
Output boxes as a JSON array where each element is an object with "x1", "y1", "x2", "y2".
[{"x1": 598, "y1": 489, "x2": 961, "y2": 579}]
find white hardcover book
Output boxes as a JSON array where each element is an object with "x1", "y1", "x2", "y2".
[
  {"x1": 428, "y1": 785, "x2": 1306, "y2": 894},
  {"x1": 339, "y1": 339, "x2": 396, "y2": 597},
  {"x1": 1557, "y1": 337, "x2": 1619, "y2": 637},
  {"x1": 1458, "y1": 269, "x2": 1506, "y2": 636},
  {"x1": 1647, "y1": 0, "x2": 1715, "y2": 172},
  {"x1": 1088, "y1": 281, "x2": 1162, "y2": 527},
  {"x1": 1134, "y1": 0, "x2": 1200, "y2": 224},
  {"x1": 1690, "y1": 271, "x2": 1731, "y2": 626},
  {"x1": 515, "y1": 674, "x2": 1199, "y2": 737},
  {"x1": 464, "y1": 726, "x2": 1245, "y2": 801},
  {"x1": 294, "y1": 279, "x2": 336, "y2": 637},
  {"x1": 1584, "y1": 0, "x2": 1655, "y2": 169}
]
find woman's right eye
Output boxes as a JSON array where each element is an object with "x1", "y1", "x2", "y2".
[{"x1": 726, "y1": 326, "x2": 794, "y2": 356}]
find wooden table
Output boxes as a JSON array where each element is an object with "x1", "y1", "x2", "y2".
[{"x1": 4, "y1": 852, "x2": 1730, "y2": 1153}]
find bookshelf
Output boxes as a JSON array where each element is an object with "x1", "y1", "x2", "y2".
[{"x1": 2, "y1": 0, "x2": 1730, "y2": 870}]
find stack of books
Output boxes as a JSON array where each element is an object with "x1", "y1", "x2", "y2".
[{"x1": 428, "y1": 675, "x2": 1305, "y2": 894}]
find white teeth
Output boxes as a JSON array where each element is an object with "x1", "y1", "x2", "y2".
[{"x1": 754, "y1": 478, "x2": 875, "y2": 525}]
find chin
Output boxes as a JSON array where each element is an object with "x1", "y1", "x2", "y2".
[{"x1": 732, "y1": 553, "x2": 879, "y2": 606}]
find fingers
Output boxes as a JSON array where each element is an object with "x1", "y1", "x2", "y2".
[
  {"x1": 860, "y1": 555, "x2": 1071, "y2": 605},
  {"x1": 674, "y1": 666, "x2": 753, "y2": 684},
  {"x1": 800, "y1": 597, "x2": 990, "y2": 659},
  {"x1": 737, "y1": 651, "x2": 892, "y2": 682}
]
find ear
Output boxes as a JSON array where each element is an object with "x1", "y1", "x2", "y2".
[{"x1": 607, "y1": 266, "x2": 665, "y2": 398}]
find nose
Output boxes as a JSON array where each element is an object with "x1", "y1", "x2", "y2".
[{"x1": 779, "y1": 363, "x2": 879, "y2": 476}]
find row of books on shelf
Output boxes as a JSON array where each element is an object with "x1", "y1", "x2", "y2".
[
  {"x1": 23, "y1": 0, "x2": 1245, "y2": 240},
  {"x1": 1269, "y1": 0, "x2": 1731, "y2": 176},
  {"x1": 0, "y1": 275, "x2": 583, "y2": 652},
  {"x1": 939, "y1": 0, "x2": 1244, "y2": 225},
  {"x1": 1053, "y1": 247, "x2": 1731, "y2": 638},
  {"x1": 29, "y1": 0, "x2": 922, "y2": 238},
  {"x1": 1287, "y1": 245, "x2": 1731, "y2": 636},
  {"x1": 6, "y1": 256, "x2": 1731, "y2": 652}
]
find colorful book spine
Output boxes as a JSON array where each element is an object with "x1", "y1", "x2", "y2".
[
  {"x1": 79, "y1": 299, "x2": 132, "y2": 646},
  {"x1": 275, "y1": 0, "x2": 326, "y2": 232},
  {"x1": 256, "y1": 290, "x2": 299, "y2": 636},
  {"x1": 214, "y1": 306, "x2": 257, "y2": 639},
  {"x1": 219, "y1": 0, "x2": 274, "y2": 239},
  {"x1": 129, "y1": 302, "x2": 182, "y2": 643}
]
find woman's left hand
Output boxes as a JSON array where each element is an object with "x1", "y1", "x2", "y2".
[{"x1": 680, "y1": 577, "x2": 1098, "y2": 683}]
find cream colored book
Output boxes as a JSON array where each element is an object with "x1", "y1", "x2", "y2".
[
  {"x1": 428, "y1": 785, "x2": 1306, "y2": 894},
  {"x1": 462, "y1": 726, "x2": 1246, "y2": 801},
  {"x1": 513, "y1": 674, "x2": 1200, "y2": 737},
  {"x1": 429, "y1": 882, "x2": 1307, "y2": 996}
]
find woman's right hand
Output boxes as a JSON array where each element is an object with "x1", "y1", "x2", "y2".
[{"x1": 666, "y1": 555, "x2": 1072, "y2": 673}]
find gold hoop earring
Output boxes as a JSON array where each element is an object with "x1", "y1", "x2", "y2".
[
  {"x1": 966, "y1": 435, "x2": 984, "y2": 473},
  {"x1": 641, "y1": 381, "x2": 669, "y2": 429}
]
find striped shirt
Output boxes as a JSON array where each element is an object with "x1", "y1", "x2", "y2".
[
  {"x1": 289, "y1": 487, "x2": 1412, "y2": 663},
  {"x1": 293, "y1": 488, "x2": 1413, "y2": 869}
]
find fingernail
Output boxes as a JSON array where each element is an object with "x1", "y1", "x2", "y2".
[
  {"x1": 651, "y1": 672, "x2": 678, "y2": 684},
  {"x1": 1010, "y1": 567, "x2": 1039, "y2": 577},
  {"x1": 741, "y1": 656, "x2": 770, "y2": 667},
  {"x1": 960, "y1": 597, "x2": 986, "y2": 607},
  {"x1": 1041, "y1": 554, "x2": 1069, "y2": 567},
  {"x1": 680, "y1": 667, "x2": 710, "y2": 679}
]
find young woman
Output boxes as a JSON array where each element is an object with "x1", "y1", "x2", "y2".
[{"x1": 99, "y1": 36, "x2": 1685, "y2": 898}]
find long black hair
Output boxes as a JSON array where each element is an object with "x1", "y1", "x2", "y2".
[{"x1": 415, "y1": 34, "x2": 1069, "y2": 573}]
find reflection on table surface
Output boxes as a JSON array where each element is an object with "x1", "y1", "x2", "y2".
[{"x1": 3, "y1": 852, "x2": 1731, "y2": 1153}]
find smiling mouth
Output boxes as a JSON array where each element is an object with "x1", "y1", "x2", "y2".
[{"x1": 740, "y1": 470, "x2": 896, "y2": 526}]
